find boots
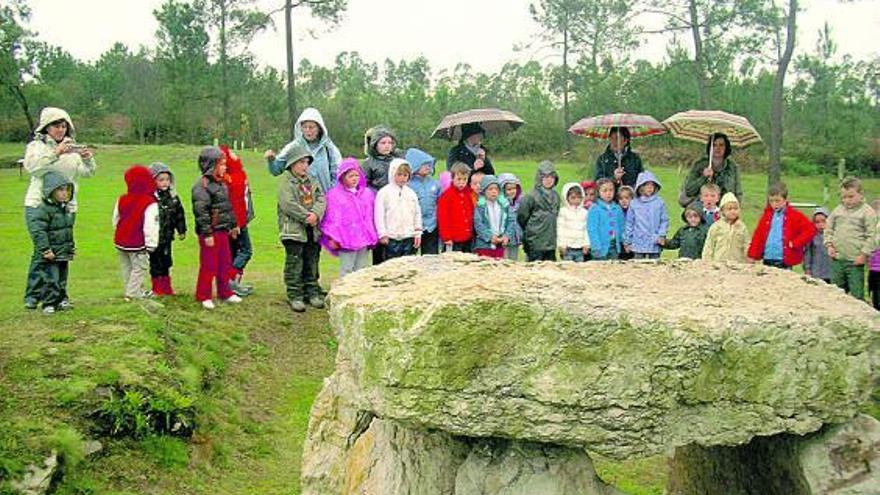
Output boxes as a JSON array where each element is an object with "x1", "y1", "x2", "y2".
[
  {"x1": 151, "y1": 276, "x2": 164, "y2": 296},
  {"x1": 162, "y1": 276, "x2": 176, "y2": 296}
]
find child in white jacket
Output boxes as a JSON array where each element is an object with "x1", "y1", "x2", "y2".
[
  {"x1": 557, "y1": 182, "x2": 590, "y2": 262},
  {"x1": 374, "y1": 158, "x2": 422, "y2": 261}
]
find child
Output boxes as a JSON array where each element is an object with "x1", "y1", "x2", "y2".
[
  {"x1": 375, "y1": 158, "x2": 422, "y2": 260},
  {"x1": 556, "y1": 183, "x2": 590, "y2": 262},
  {"x1": 747, "y1": 182, "x2": 815, "y2": 269},
  {"x1": 665, "y1": 205, "x2": 708, "y2": 259},
  {"x1": 824, "y1": 177, "x2": 877, "y2": 301},
  {"x1": 804, "y1": 207, "x2": 831, "y2": 283},
  {"x1": 498, "y1": 173, "x2": 523, "y2": 260},
  {"x1": 362, "y1": 125, "x2": 399, "y2": 265},
  {"x1": 470, "y1": 170, "x2": 486, "y2": 203},
  {"x1": 624, "y1": 171, "x2": 669, "y2": 259},
  {"x1": 114, "y1": 165, "x2": 160, "y2": 301},
  {"x1": 517, "y1": 160, "x2": 560, "y2": 262},
  {"x1": 221, "y1": 146, "x2": 256, "y2": 296},
  {"x1": 438, "y1": 162, "x2": 476, "y2": 253},
  {"x1": 473, "y1": 175, "x2": 513, "y2": 259},
  {"x1": 148, "y1": 162, "x2": 186, "y2": 296},
  {"x1": 870, "y1": 200, "x2": 880, "y2": 309},
  {"x1": 26, "y1": 172, "x2": 76, "y2": 314},
  {"x1": 588, "y1": 178, "x2": 626, "y2": 261},
  {"x1": 406, "y1": 148, "x2": 441, "y2": 255},
  {"x1": 702, "y1": 192, "x2": 750, "y2": 263},
  {"x1": 278, "y1": 143, "x2": 326, "y2": 312},
  {"x1": 320, "y1": 158, "x2": 377, "y2": 278},
  {"x1": 580, "y1": 180, "x2": 597, "y2": 210},
  {"x1": 698, "y1": 183, "x2": 722, "y2": 226},
  {"x1": 616, "y1": 185, "x2": 635, "y2": 261},
  {"x1": 192, "y1": 147, "x2": 242, "y2": 310}
]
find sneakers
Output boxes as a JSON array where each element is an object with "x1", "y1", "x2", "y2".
[
  {"x1": 308, "y1": 295, "x2": 325, "y2": 309},
  {"x1": 230, "y1": 280, "x2": 253, "y2": 297},
  {"x1": 42, "y1": 305, "x2": 56, "y2": 315},
  {"x1": 288, "y1": 299, "x2": 306, "y2": 313},
  {"x1": 59, "y1": 299, "x2": 72, "y2": 311},
  {"x1": 24, "y1": 299, "x2": 38, "y2": 310},
  {"x1": 201, "y1": 300, "x2": 216, "y2": 310},
  {"x1": 224, "y1": 294, "x2": 243, "y2": 304}
]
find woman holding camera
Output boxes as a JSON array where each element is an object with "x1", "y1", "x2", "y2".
[{"x1": 22, "y1": 107, "x2": 97, "y2": 310}]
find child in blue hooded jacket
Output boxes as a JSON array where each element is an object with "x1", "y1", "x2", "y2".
[
  {"x1": 498, "y1": 173, "x2": 523, "y2": 260},
  {"x1": 406, "y1": 148, "x2": 441, "y2": 255},
  {"x1": 624, "y1": 170, "x2": 669, "y2": 259},
  {"x1": 588, "y1": 178, "x2": 626, "y2": 260},
  {"x1": 473, "y1": 175, "x2": 514, "y2": 259}
]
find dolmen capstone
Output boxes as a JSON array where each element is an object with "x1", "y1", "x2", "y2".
[{"x1": 301, "y1": 254, "x2": 879, "y2": 494}]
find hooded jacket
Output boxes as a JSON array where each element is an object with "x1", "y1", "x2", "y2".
[
  {"x1": 23, "y1": 107, "x2": 97, "y2": 212},
  {"x1": 113, "y1": 166, "x2": 159, "y2": 251},
  {"x1": 374, "y1": 158, "x2": 422, "y2": 241},
  {"x1": 473, "y1": 175, "x2": 514, "y2": 250},
  {"x1": 497, "y1": 173, "x2": 523, "y2": 246},
  {"x1": 27, "y1": 172, "x2": 76, "y2": 260},
  {"x1": 748, "y1": 202, "x2": 815, "y2": 266},
  {"x1": 702, "y1": 192, "x2": 750, "y2": 262},
  {"x1": 665, "y1": 205, "x2": 709, "y2": 259},
  {"x1": 192, "y1": 147, "x2": 237, "y2": 236},
  {"x1": 405, "y1": 148, "x2": 441, "y2": 233},
  {"x1": 556, "y1": 183, "x2": 590, "y2": 250},
  {"x1": 517, "y1": 161, "x2": 560, "y2": 252},
  {"x1": 320, "y1": 158, "x2": 377, "y2": 254},
  {"x1": 270, "y1": 108, "x2": 342, "y2": 193},
  {"x1": 149, "y1": 162, "x2": 187, "y2": 245},
  {"x1": 624, "y1": 171, "x2": 669, "y2": 254},
  {"x1": 593, "y1": 144, "x2": 643, "y2": 189},
  {"x1": 587, "y1": 198, "x2": 625, "y2": 258},
  {"x1": 363, "y1": 126, "x2": 402, "y2": 191},
  {"x1": 825, "y1": 201, "x2": 877, "y2": 262},
  {"x1": 805, "y1": 207, "x2": 832, "y2": 279},
  {"x1": 277, "y1": 143, "x2": 325, "y2": 242},
  {"x1": 221, "y1": 146, "x2": 256, "y2": 229}
]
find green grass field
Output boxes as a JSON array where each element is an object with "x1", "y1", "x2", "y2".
[{"x1": 1, "y1": 142, "x2": 877, "y2": 494}]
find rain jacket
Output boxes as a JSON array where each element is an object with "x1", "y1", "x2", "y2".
[
  {"x1": 805, "y1": 224, "x2": 831, "y2": 280},
  {"x1": 556, "y1": 183, "x2": 590, "y2": 250},
  {"x1": 588, "y1": 199, "x2": 625, "y2": 259},
  {"x1": 624, "y1": 171, "x2": 669, "y2": 254},
  {"x1": 113, "y1": 166, "x2": 159, "y2": 251},
  {"x1": 683, "y1": 157, "x2": 743, "y2": 204},
  {"x1": 517, "y1": 161, "x2": 560, "y2": 253},
  {"x1": 702, "y1": 193, "x2": 750, "y2": 262},
  {"x1": 748, "y1": 203, "x2": 815, "y2": 266},
  {"x1": 277, "y1": 143, "x2": 325, "y2": 243},
  {"x1": 593, "y1": 145, "x2": 643, "y2": 189},
  {"x1": 498, "y1": 173, "x2": 523, "y2": 246},
  {"x1": 149, "y1": 162, "x2": 187, "y2": 245},
  {"x1": 406, "y1": 148, "x2": 441, "y2": 234},
  {"x1": 438, "y1": 182, "x2": 475, "y2": 243},
  {"x1": 221, "y1": 146, "x2": 255, "y2": 229},
  {"x1": 362, "y1": 126, "x2": 401, "y2": 191},
  {"x1": 665, "y1": 206, "x2": 708, "y2": 259},
  {"x1": 269, "y1": 108, "x2": 342, "y2": 193},
  {"x1": 446, "y1": 142, "x2": 495, "y2": 176},
  {"x1": 473, "y1": 175, "x2": 514, "y2": 250},
  {"x1": 23, "y1": 107, "x2": 97, "y2": 212},
  {"x1": 27, "y1": 172, "x2": 76, "y2": 260},
  {"x1": 374, "y1": 158, "x2": 422, "y2": 241},
  {"x1": 825, "y1": 201, "x2": 877, "y2": 262},
  {"x1": 192, "y1": 148, "x2": 237, "y2": 236},
  {"x1": 320, "y1": 158, "x2": 377, "y2": 254}
]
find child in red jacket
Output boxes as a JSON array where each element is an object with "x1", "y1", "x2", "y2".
[
  {"x1": 221, "y1": 146, "x2": 255, "y2": 297},
  {"x1": 748, "y1": 181, "x2": 815, "y2": 269},
  {"x1": 438, "y1": 162, "x2": 475, "y2": 253}
]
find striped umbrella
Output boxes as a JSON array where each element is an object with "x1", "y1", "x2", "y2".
[
  {"x1": 662, "y1": 110, "x2": 762, "y2": 148},
  {"x1": 431, "y1": 108, "x2": 525, "y2": 140},
  {"x1": 568, "y1": 113, "x2": 666, "y2": 139}
]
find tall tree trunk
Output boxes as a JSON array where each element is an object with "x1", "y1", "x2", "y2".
[
  {"x1": 768, "y1": 0, "x2": 797, "y2": 187},
  {"x1": 220, "y1": 0, "x2": 229, "y2": 141},
  {"x1": 562, "y1": 17, "x2": 571, "y2": 151},
  {"x1": 285, "y1": 0, "x2": 297, "y2": 140},
  {"x1": 688, "y1": 0, "x2": 711, "y2": 108},
  {"x1": 7, "y1": 85, "x2": 35, "y2": 136}
]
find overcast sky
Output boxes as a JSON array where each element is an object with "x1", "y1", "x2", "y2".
[{"x1": 27, "y1": 0, "x2": 879, "y2": 74}]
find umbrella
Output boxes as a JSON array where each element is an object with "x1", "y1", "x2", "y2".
[
  {"x1": 662, "y1": 110, "x2": 762, "y2": 148},
  {"x1": 568, "y1": 113, "x2": 666, "y2": 139},
  {"x1": 431, "y1": 108, "x2": 525, "y2": 140}
]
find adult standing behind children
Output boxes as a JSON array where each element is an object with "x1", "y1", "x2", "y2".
[
  {"x1": 517, "y1": 160, "x2": 560, "y2": 261},
  {"x1": 446, "y1": 123, "x2": 495, "y2": 176},
  {"x1": 23, "y1": 107, "x2": 96, "y2": 310},
  {"x1": 682, "y1": 133, "x2": 743, "y2": 205},
  {"x1": 593, "y1": 127, "x2": 643, "y2": 189},
  {"x1": 265, "y1": 107, "x2": 341, "y2": 194}
]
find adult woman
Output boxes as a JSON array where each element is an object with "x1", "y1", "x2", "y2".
[
  {"x1": 593, "y1": 126, "x2": 643, "y2": 189},
  {"x1": 682, "y1": 132, "x2": 743, "y2": 205},
  {"x1": 265, "y1": 107, "x2": 342, "y2": 194},
  {"x1": 23, "y1": 107, "x2": 96, "y2": 309},
  {"x1": 446, "y1": 123, "x2": 495, "y2": 176}
]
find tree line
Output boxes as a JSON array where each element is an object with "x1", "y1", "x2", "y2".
[{"x1": 1, "y1": 0, "x2": 877, "y2": 175}]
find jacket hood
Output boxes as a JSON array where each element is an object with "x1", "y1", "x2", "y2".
[
  {"x1": 497, "y1": 173, "x2": 522, "y2": 201},
  {"x1": 404, "y1": 148, "x2": 436, "y2": 176},
  {"x1": 198, "y1": 146, "x2": 224, "y2": 175},
  {"x1": 220, "y1": 146, "x2": 244, "y2": 175},
  {"x1": 41, "y1": 171, "x2": 74, "y2": 201},
  {"x1": 682, "y1": 204, "x2": 706, "y2": 223},
  {"x1": 561, "y1": 182, "x2": 585, "y2": 204},
  {"x1": 125, "y1": 165, "x2": 156, "y2": 195},
  {"x1": 534, "y1": 160, "x2": 559, "y2": 189},
  {"x1": 149, "y1": 162, "x2": 174, "y2": 181},
  {"x1": 294, "y1": 107, "x2": 330, "y2": 144},
  {"x1": 35, "y1": 107, "x2": 76, "y2": 138},
  {"x1": 479, "y1": 174, "x2": 499, "y2": 193},
  {"x1": 813, "y1": 206, "x2": 830, "y2": 219},
  {"x1": 720, "y1": 192, "x2": 739, "y2": 209},
  {"x1": 387, "y1": 158, "x2": 410, "y2": 183},
  {"x1": 634, "y1": 170, "x2": 662, "y2": 192},
  {"x1": 336, "y1": 157, "x2": 367, "y2": 190},
  {"x1": 364, "y1": 125, "x2": 398, "y2": 157},
  {"x1": 285, "y1": 142, "x2": 315, "y2": 168}
]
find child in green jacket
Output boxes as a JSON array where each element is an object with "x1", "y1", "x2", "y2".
[
  {"x1": 26, "y1": 172, "x2": 75, "y2": 314},
  {"x1": 665, "y1": 205, "x2": 708, "y2": 259}
]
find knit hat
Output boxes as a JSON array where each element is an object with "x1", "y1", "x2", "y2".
[{"x1": 719, "y1": 192, "x2": 739, "y2": 209}]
